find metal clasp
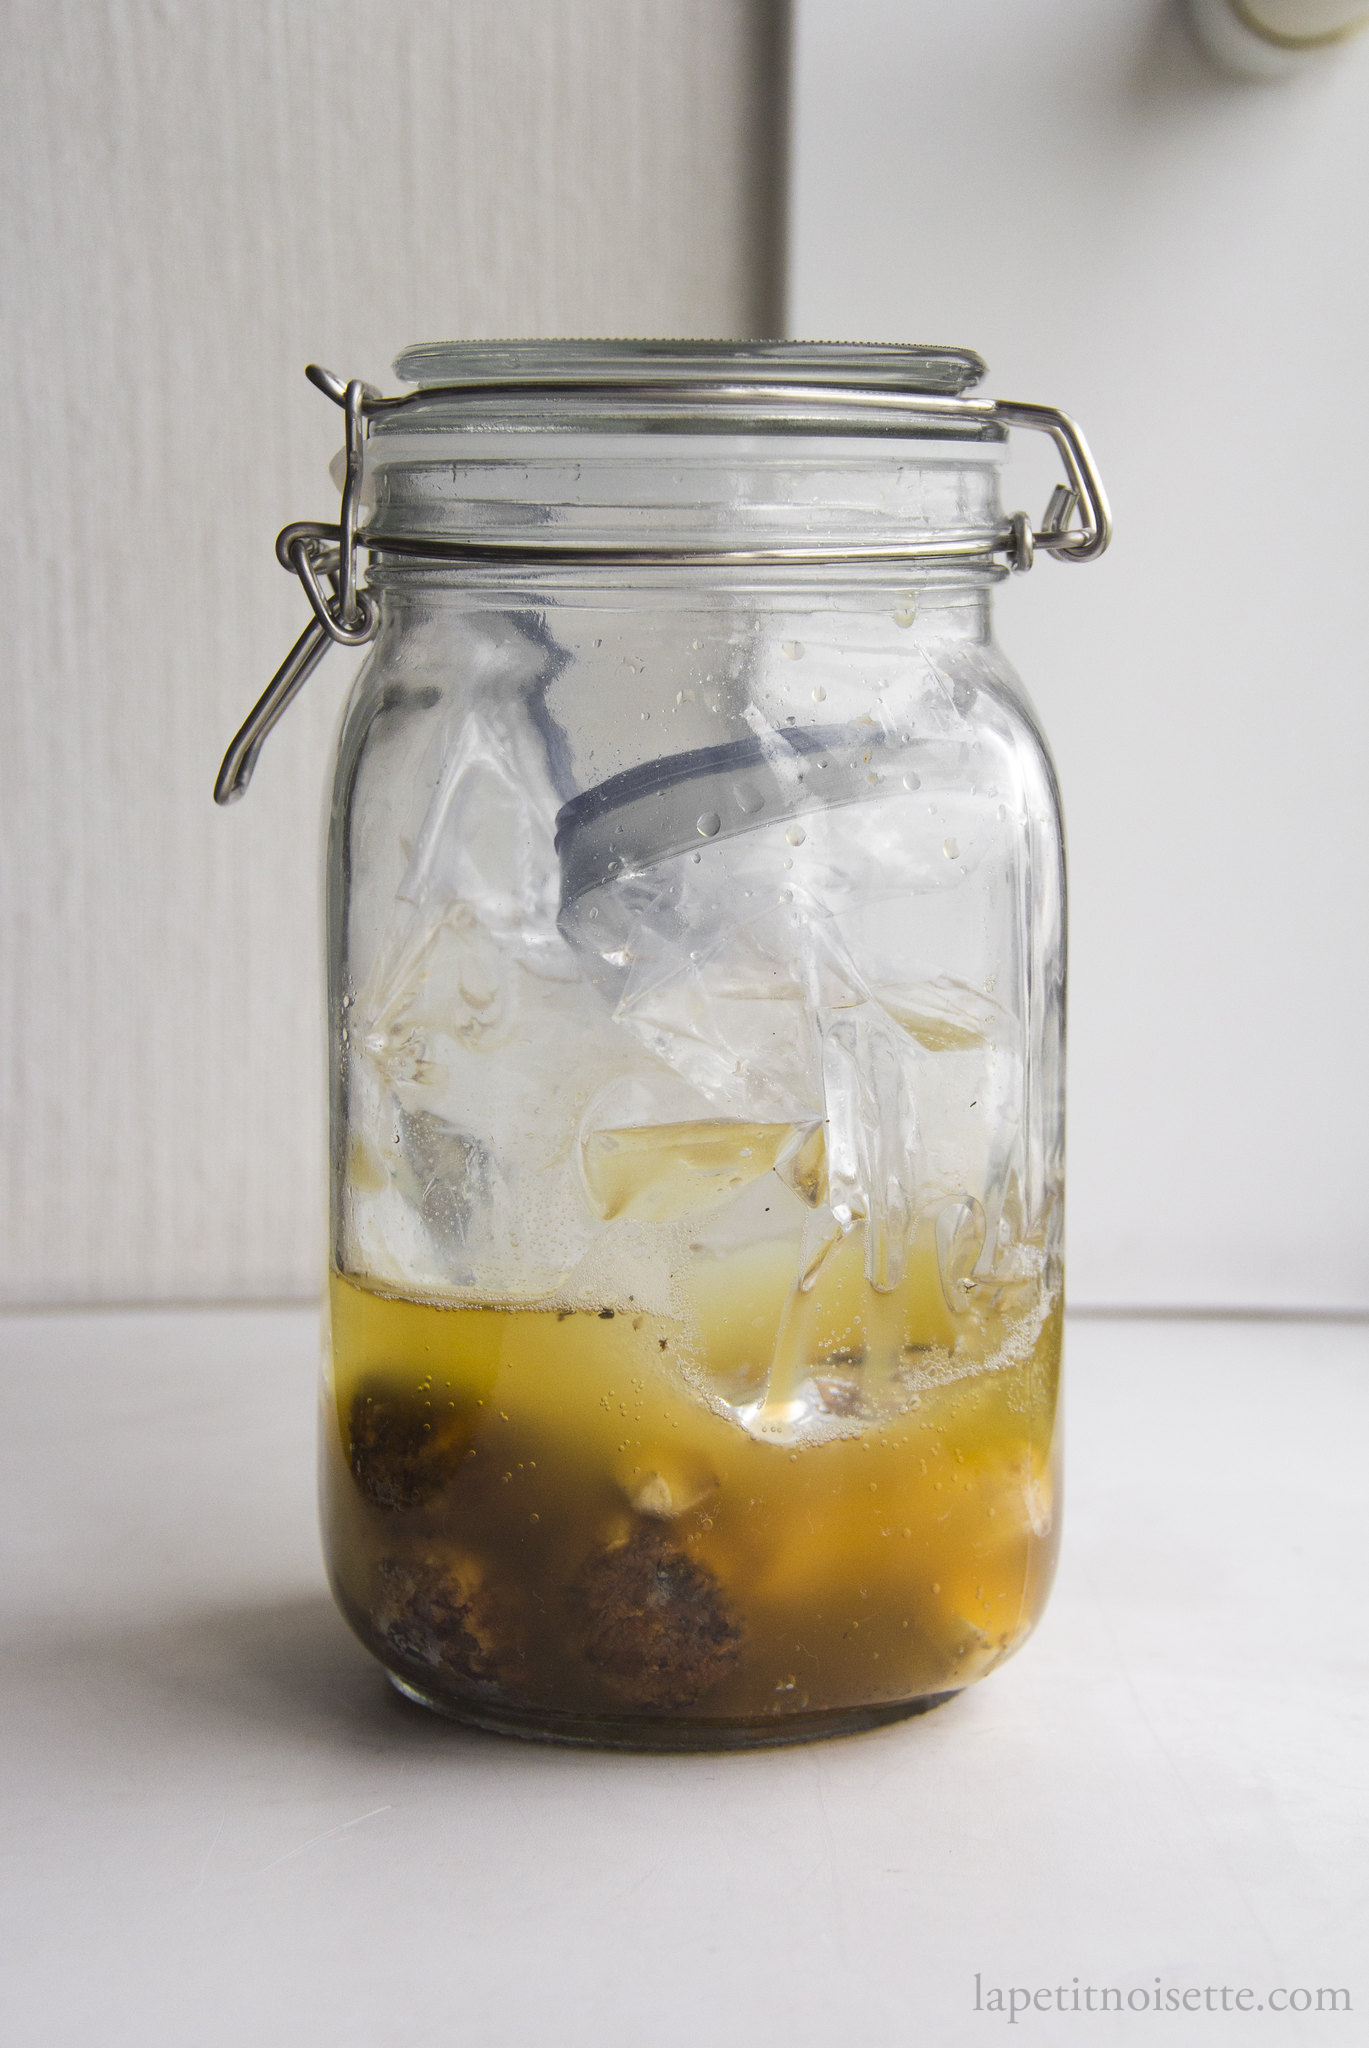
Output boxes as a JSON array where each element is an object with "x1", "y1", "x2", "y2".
[
  {"x1": 213, "y1": 373, "x2": 380, "y2": 805},
  {"x1": 995, "y1": 399, "x2": 1112, "y2": 571},
  {"x1": 214, "y1": 367, "x2": 1112, "y2": 804}
]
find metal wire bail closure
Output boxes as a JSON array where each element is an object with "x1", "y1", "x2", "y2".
[
  {"x1": 214, "y1": 362, "x2": 1112, "y2": 804},
  {"x1": 213, "y1": 376, "x2": 380, "y2": 805}
]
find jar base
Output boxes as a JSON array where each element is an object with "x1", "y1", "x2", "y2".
[{"x1": 385, "y1": 1672, "x2": 959, "y2": 1751}]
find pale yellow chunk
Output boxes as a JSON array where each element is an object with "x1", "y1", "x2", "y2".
[{"x1": 580, "y1": 1119, "x2": 805, "y2": 1224}]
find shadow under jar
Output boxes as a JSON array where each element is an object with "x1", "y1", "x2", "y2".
[{"x1": 222, "y1": 341, "x2": 1110, "y2": 1748}]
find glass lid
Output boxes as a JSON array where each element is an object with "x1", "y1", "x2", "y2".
[
  {"x1": 392, "y1": 338, "x2": 987, "y2": 396},
  {"x1": 373, "y1": 340, "x2": 995, "y2": 440}
]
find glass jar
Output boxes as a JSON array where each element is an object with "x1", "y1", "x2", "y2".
[{"x1": 218, "y1": 341, "x2": 1110, "y2": 1748}]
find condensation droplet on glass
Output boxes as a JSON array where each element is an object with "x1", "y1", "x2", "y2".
[
  {"x1": 733, "y1": 782, "x2": 763, "y2": 814},
  {"x1": 811, "y1": 684, "x2": 826, "y2": 702},
  {"x1": 893, "y1": 592, "x2": 918, "y2": 629},
  {"x1": 786, "y1": 823, "x2": 806, "y2": 847},
  {"x1": 691, "y1": 851, "x2": 702, "y2": 863},
  {"x1": 943, "y1": 837, "x2": 959, "y2": 860},
  {"x1": 903, "y1": 771, "x2": 921, "y2": 791},
  {"x1": 997, "y1": 802, "x2": 1008, "y2": 821},
  {"x1": 690, "y1": 639, "x2": 703, "y2": 650},
  {"x1": 781, "y1": 639, "x2": 804, "y2": 660},
  {"x1": 696, "y1": 812, "x2": 721, "y2": 838}
]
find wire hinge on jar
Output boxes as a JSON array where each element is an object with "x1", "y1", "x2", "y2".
[{"x1": 214, "y1": 366, "x2": 1111, "y2": 804}]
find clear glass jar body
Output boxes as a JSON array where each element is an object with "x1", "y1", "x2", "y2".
[{"x1": 321, "y1": 423, "x2": 1065, "y2": 1748}]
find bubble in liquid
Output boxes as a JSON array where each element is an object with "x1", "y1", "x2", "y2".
[
  {"x1": 697, "y1": 812, "x2": 721, "y2": 838},
  {"x1": 786, "y1": 823, "x2": 806, "y2": 847},
  {"x1": 943, "y1": 836, "x2": 959, "y2": 860},
  {"x1": 781, "y1": 639, "x2": 805, "y2": 660},
  {"x1": 903, "y1": 771, "x2": 921, "y2": 792}
]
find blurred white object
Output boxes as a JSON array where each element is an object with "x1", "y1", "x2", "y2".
[{"x1": 1190, "y1": 0, "x2": 1369, "y2": 77}]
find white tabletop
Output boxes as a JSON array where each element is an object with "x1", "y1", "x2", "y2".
[{"x1": 2, "y1": 1305, "x2": 1364, "y2": 2046}]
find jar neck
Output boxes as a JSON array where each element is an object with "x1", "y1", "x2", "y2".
[
  {"x1": 363, "y1": 567, "x2": 998, "y2": 648},
  {"x1": 362, "y1": 431, "x2": 1006, "y2": 559}
]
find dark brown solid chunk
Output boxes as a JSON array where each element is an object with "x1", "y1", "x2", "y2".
[
  {"x1": 572, "y1": 1524, "x2": 741, "y2": 1710},
  {"x1": 372, "y1": 1551, "x2": 512, "y2": 1699},
  {"x1": 348, "y1": 1386, "x2": 471, "y2": 1512}
]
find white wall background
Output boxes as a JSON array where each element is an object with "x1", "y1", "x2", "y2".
[
  {"x1": 6, "y1": 0, "x2": 1365, "y2": 1315},
  {"x1": 791, "y1": 0, "x2": 1369, "y2": 1311},
  {"x1": 0, "y1": 0, "x2": 785, "y2": 1306}
]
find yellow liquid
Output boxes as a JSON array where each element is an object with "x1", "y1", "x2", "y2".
[{"x1": 324, "y1": 1216, "x2": 1061, "y2": 1736}]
